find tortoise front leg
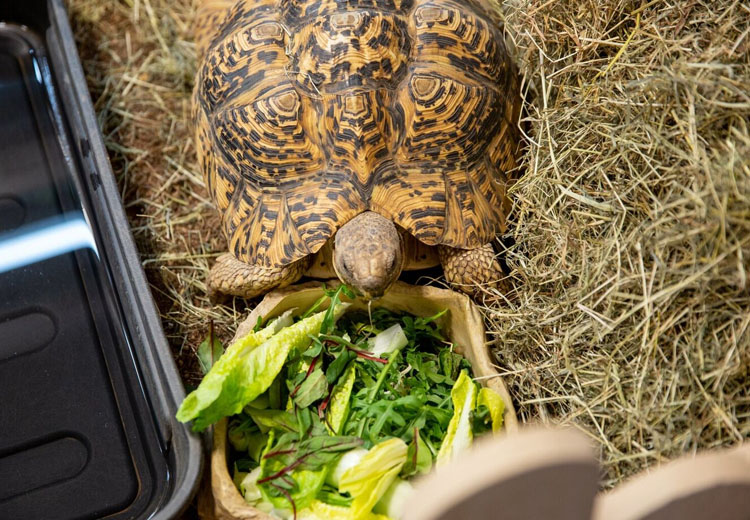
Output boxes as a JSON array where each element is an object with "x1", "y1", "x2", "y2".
[
  {"x1": 207, "y1": 253, "x2": 309, "y2": 302},
  {"x1": 438, "y1": 243, "x2": 506, "y2": 296}
]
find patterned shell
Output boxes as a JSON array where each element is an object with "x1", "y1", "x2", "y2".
[{"x1": 194, "y1": 0, "x2": 522, "y2": 268}]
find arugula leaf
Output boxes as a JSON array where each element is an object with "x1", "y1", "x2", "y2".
[
  {"x1": 438, "y1": 349, "x2": 464, "y2": 382},
  {"x1": 253, "y1": 315, "x2": 264, "y2": 333}
]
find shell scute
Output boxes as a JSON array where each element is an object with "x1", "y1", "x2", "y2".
[
  {"x1": 214, "y1": 84, "x2": 325, "y2": 185},
  {"x1": 395, "y1": 72, "x2": 501, "y2": 168},
  {"x1": 289, "y1": 11, "x2": 410, "y2": 94},
  {"x1": 412, "y1": 1, "x2": 508, "y2": 84},
  {"x1": 200, "y1": 15, "x2": 288, "y2": 114}
]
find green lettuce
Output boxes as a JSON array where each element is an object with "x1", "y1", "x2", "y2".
[
  {"x1": 246, "y1": 408, "x2": 298, "y2": 434},
  {"x1": 176, "y1": 308, "x2": 337, "y2": 431},
  {"x1": 374, "y1": 478, "x2": 413, "y2": 519},
  {"x1": 339, "y1": 438, "x2": 408, "y2": 520},
  {"x1": 327, "y1": 362, "x2": 356, "y2": 435},
  {"x1": 259, "y1": 430, "x2": 361, "y2": 512},
  {"x1": 237, "y1": 467, "x2": 263, "y2": 504},
  {"x1": 294, "y1": 367, "x2": 328, "y2": 409},
  {"x1": 401, "y1": 432, "x2": 432, "y2": 477},
  {"x1": 367, "y1": 324, "x2": 408, "y2": 357},
  {"x1": 297, "y1": 500, "x2": 390, "y2": 520},
  {"x1": 477, "y1": 387, "x2": 505, "y2": 434},
  {"x1": 436, "y1": 370, "x2": 477, "y2": 467},
  {"x1": 261, "y1": 468, "x2": 328, "y2": 512}
]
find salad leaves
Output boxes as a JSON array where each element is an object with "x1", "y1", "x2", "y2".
[
  {"x1": 478, "y1": 386, "x2": 505, "y2": 434},
  {"x1": 436, "y1": 370, "x2": 477, "y2": 467},
  {"x1": 339, "y1": 438, "x2": 408, "y2": 520},
  {"x1": 180, "y1": 285, "x2": 506, "y2": 519},
  {"x1": 297, "y1": 500, "x2": 389, "y2": 520},
  {"x1": 177, "y1": 307, "x2": 344, "y2": 431}
]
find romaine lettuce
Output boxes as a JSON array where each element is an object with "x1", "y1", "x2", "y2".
[
  {"x1": 297, "y1": 500, "x2": 390, "y2": 520},
  {"x1": 327, "y1": 362, "x2": 356, "y2": 435},
  {"x1": 477, "y1": 387, "x2": 505, "y2": 434},
  {"x1": 436, "y1": 370, "x2": 477, "y2": 467},
  {"x1": 339, "y1": 438, "x2": 408, "y2": 520},
  {"x1": 177, "y1": 307, "x2": 344, "y2": 431}
]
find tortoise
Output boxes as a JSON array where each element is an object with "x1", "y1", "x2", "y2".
[{"x1": 193, "y1": 0, "x2": 522, "y2": 301}]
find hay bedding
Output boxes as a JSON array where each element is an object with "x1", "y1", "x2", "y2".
[{"x1": 67, "y1": 0, "x2": 749, "y2": 489}]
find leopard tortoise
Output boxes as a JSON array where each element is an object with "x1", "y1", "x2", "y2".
[{"x1": 194, "y1": 0, "x2": 522, "y2": 300}]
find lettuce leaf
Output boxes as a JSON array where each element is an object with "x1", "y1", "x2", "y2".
[
  {"x1": 246, "y1": 408, "x2": 298, "y2": 434},
  {"x1": 258, "y1": 429, "x2": 363, "y2": 512},
  {"x1": 477, "y1": 387, "x2": 505, "y2": 434},
  {"x1": 327, "y1": 448, "x2": 368, "y2": 488},
  {"x1": 261, "y1": 468, "x2": 328, "y2": 512},
  {"x1": 374, "y1": 478, "x2": 413, "y2": 520},
  {"x1": 367, "y1": 324, "x2": 408, "y2": 357},
  {"x1": 297, "y1": 500, "x2": 390, "y2": 520},
  {"x1": 339, "y1": 438, "x2": 408, "y2": 520},
  {"x1": 401, "y1": 432, "x2": 432, "y2": 477},
  {"x1": 327, "y1": 362, "x2": 356, "y2": 435},
  {"x1": 258, "y1": 429, "x2": 330, "y2": 512},
  {"x1": 294, "y1": 367, "x2": 328, "y2": 409},
  {"x1": 177, "y1": 308, "x2": 338, "y2": 431},
  {"x1": 238, "y1": 467, "x2": 263, "y2": 503},
  {"x1": 436, "y1": 370, "x2": 477, "y2": 467}
]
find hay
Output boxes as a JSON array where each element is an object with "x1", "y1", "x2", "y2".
[
  {"x1": 66, "y1": 0, "x2": 749, "y2": 490},
  {"x1": 491, "y1": 0, "x2": 750, "y2": 485},
  {"x1": 67, "y1": 0, "x2": 241, "y2": 389}
]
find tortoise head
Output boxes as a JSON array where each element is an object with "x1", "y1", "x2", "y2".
[{"x1": 333, "y1": 211, "x2": 404, "y2": 300}]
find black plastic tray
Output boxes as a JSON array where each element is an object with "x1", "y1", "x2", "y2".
[{"x1": 0, "y1": 1, "x2": 202, "y2": 518}]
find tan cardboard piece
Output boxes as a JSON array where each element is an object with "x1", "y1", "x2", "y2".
[
  {"x1": 593, "y1": 444, "x2": 750, "y2": 520},
  {"x1": 403, "y1": 427, "x2": 600, "y2": 520}
]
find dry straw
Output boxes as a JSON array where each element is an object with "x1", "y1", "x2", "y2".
[
  {"x1": 492, "y1": 0, "x2": 750, "y2": 485},
  {"x1": 68, "y1": 0, "x2": 749, "y2": 487}
]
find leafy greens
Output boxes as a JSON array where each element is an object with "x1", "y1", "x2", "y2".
[{"x1": 179, "y1": 285, "x2": 506, "y2": 519}]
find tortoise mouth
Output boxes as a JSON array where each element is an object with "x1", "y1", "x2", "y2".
[
  {"x1": 351, "y1": 277, "x2": 397, "y2": 301},
  {"x1": 335, "y1": 272, "x2": 394, "y2": 301}
]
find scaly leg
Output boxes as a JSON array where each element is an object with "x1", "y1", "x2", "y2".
[
  {"x1": 207, "y1": 253, "x2": 309, "y2": 302},
  {"x1": 438, "y1": 243, "x2": 507, "y2": 297}
]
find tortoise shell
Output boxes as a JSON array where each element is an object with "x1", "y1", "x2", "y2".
[{"x1": 194, "y1": 0, "x2": 522, "y2": 268}]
